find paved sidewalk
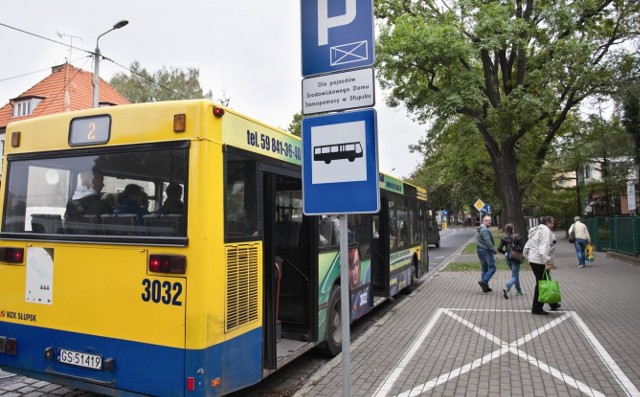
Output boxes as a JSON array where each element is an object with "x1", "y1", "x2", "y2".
[{"x1": 295, "y1": 232, "x2": 640, "y2": 397}]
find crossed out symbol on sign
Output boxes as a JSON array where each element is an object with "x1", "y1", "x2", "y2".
[{"x1": 373, "y1": 309, "x2": 640, "y2": 397}]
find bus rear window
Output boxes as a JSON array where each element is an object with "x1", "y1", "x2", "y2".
[{"x1": 2, "y1": 144, "x2": 188, "y2": 241}]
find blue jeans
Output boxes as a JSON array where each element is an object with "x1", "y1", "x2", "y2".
[
  {"x1": 477, "y1": 248, "x2": 496, "y2": 284},
  {"x1": 505, "y1": 259, "x2": 522, "y2": 293},
  {"x1": 574, "y1": 238, "x2": 588, "y2": 266}
]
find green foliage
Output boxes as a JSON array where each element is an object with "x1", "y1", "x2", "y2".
[
  {"x1": 110, "y1": 60, "x2": 214, "y2": 103},
  {"x1": 376, "y1": 0, "x2": 640, "y2": 230},
  {"x1": 288, "y1": 112, "x2": 302, "y2": 137}
]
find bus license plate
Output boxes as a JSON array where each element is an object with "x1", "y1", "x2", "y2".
[{"x1": 58, "y1": 349, "x2": 102, "y2": 370}]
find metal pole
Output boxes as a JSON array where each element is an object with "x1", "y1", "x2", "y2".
[
  {"x1": 339, "y1": 214, "x2": 351, "y2": 396},
  {"x1": 92, "y1": 21, "x2": 128, "y2": 108},
  {"x1": 93, "y1": 46, "x2": 101, "y2": 108}
]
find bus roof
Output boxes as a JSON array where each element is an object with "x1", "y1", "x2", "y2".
[{"x1": 5, "y1": 100, "x2": 300, "y2": 164}]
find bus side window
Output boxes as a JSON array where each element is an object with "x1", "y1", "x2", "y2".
[{"x1": 224, "y1": 155, "x2": 258, "y2": 239}]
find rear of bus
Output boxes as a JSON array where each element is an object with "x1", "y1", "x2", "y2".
[{"x1": 0, "y1": 101, "x2": 233, "y2": 396}]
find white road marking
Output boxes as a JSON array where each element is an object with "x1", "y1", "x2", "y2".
[{"x1": 373, "y1": 309, "x2": 640, "y2": 397}]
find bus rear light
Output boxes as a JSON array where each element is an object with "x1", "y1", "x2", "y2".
[
  {"x1": 149, "y1": 255, "x2": 186, "y2": 274},
  {"x1": 174, "y1": 114, "x2": 186, "y2": 132},
  {"x1": 1, "y1": 337, "x2": 17, "y2": 355},
  {"x1": 213, "y1": 107, "x2": 225, "y2": 118},
  {"x1": 187, "y1": 377, "x2": 195, "y2": 391},
  {"x1": 211, "y1": 377, "x2": 221, "y2": 388},
  {"x1": 0, "y1": 247, "x2": 24, "y2": 263}
]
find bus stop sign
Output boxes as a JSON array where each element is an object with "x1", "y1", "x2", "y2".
[{"x1": 302, "y1": 108, "x2": 379, "y2": 214}]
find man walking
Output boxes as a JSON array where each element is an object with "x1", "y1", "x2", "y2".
[{"x1": 477, "y1": 215, "x2": 497, "y2": 293}]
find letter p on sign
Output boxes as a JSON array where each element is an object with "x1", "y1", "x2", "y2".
[{"x1": 317, "y1": 0, "x2": 356, "y2": 45}]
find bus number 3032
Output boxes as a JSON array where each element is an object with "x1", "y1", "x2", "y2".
[{"x1": 141, "y1": 279, "x2": 183, "y2": 306}]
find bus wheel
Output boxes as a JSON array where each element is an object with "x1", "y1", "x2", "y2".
[
  {"x1": 324, "y1": 285, "x2": 342, "y2": 356},
  {"x1": 403, "y1": 258, "x2": 419, "y2": 294}
]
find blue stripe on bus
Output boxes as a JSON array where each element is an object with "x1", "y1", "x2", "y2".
[
  {"x1": 0, "y1": 322, "x2": 263, "y2": 397},
  {"x1": 185, "y1": 327, "x2": 263, "y2": 396}
]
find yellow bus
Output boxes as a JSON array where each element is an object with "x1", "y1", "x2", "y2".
[{"x1": 0, "y1": 100, "x2": 429, "y2": 396}]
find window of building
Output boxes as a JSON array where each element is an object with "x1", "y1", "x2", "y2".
[{"x1": 12, "y1": 98, "x2": 43, "y2": 117}]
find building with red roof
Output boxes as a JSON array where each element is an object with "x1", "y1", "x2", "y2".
[{"x1": 0, "y1": 63, "x2": 129, "y2": 174}]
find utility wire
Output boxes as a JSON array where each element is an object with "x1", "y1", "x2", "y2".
[
  {"x1": 0, "y1": 22, "x2": 92, "y2": 56},
  {"x1": 104, "y1": 56, "x2": 189, "y2": 100},
  {"x1": 0, "y1": 56, "x2": 88, "y2": 83},
  {"x1": 1, "y1": 21, "x2": 189, "y2": 101}
]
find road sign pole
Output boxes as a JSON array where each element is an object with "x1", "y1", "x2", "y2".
[{"x1": 339, "y1": 214, "x2": 352, "y2": 396}]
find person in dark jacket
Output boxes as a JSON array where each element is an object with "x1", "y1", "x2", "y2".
[
  {"x1": 114, "y1": 184, "x2": 149, "y2": 224},
  {"x1": 477, "y1": 216, "x2": 497, "y2": 293},
  {"x1": 157, "y1": 183, "x2": 184, "y2": 214},
  {"x1": 497, "y1": 223, "x2": 525, "y2": 299}
]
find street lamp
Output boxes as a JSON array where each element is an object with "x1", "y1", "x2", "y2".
[{"x1": 93, "y1": 20, "x2": 128, "y2": 108}]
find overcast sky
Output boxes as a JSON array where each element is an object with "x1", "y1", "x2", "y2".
[{"x1": 0, "y1": 0, "x2": 425, "y2": 177}]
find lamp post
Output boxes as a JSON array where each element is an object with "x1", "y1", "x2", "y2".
[{"x1": 93, "y1": 20, "x2": 128, "y2": 108}]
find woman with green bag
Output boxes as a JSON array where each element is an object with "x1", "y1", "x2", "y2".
[{"x1": 523, "y1": 216, "x2": 561, "y2": 315}]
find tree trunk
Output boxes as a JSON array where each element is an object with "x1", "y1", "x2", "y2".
[{"x1": 487, "y1": 144, "x2": 529, "y2": 239}]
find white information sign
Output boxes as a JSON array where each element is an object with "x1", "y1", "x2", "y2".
[
  {"x1": 627, "y1": 180, "x2": 636, "y2": 211},
  {"x1": 25, "y1": 247, "x2": 54, "y2": 304},
  {"x1": 302, "y1": 68, "x2": 375, "y2": 115}
]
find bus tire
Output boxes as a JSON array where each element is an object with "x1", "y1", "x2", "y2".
[
  {"x1": 403, "y1": 258, "x2": 420, "y2": 294},
  {"x1": 323, "y1": 284, "x2": 343, "y2": 357}
]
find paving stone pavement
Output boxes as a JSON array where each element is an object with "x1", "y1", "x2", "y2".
[
  {"x1": 294, "y1": 232, "x2": 640, "y2": 397},
  {"x1": 2, "y1": 231, "x2": 639, "y2": 397}
]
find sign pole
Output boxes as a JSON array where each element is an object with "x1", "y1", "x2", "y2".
[{"x1": 339, "y1": 214, "x2": 351, "y2": 396}]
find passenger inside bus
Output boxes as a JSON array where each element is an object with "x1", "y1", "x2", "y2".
[
  {"x1": 64, "y1": 168, "x2": 111, "y2": 221},
  {"x1": 157, "y1": 183, "x2": 184, "y2": 214},
  {"x1": 114, "y1": 184, "x2": 149, "y2": 224}
]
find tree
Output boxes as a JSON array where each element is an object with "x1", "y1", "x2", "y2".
[
  {"x1": 617, "y1": 57, "x2": 640, "y2": 178},
  {"x1": 288, "y1": 112, "x2": 303, "y2": 137},
  {"x1": 110, "y1": 60, "x2": 213, "y2": 103},
  {"x1": 375, "y1": 0, "x2": 640, "y2": 235},
  {"x1": 407, "y1": 116, "x2": 498, "y2": 223}
]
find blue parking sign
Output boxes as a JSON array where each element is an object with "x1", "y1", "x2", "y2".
[{"x1": 301, "y1": 0, "x2": 375, "y2": 76}]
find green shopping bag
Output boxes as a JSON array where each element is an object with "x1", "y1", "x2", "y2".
[{"x1": 538, "y1": 270, "x2": 561, "y2": 304}]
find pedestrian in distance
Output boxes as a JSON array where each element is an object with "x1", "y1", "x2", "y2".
[
  {"x1": 497, "y1": 223, "x2": 525, "y2": 299},
  {"x1": 568, "y1": 216, "x2": 591, "y2": 268},
  {"x1": 477, "y1": 216, "x2": 497, "y2": 293},
  {"x1": 523, "y1": 216, "x2": 560, "y2": 315}
]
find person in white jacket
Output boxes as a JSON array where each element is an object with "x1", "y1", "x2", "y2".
[
  {"x1": 568, "y1": 216, "x2": 591, "y2": 268},
  {"x1": 523, "y1": 216, "x2": 560, "y2": 315}
]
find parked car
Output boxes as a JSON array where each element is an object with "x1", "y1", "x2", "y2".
[{"x1": 427, "y1": 218, "x2": 440, "y2": 248}]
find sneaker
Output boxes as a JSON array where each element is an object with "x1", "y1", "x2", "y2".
[
  {"x1": 516, "y1": 291, "x2": 526, "y2": 296},
  {"x1": 478, "y1": 281, "x2": 489, "y2": 293},
  {"x1": 550, "y1": 304, "x2": 561, "y2": 311},
  {"x1": 579, "y1": 265, "x2": 585, "y2": 268},
  {"x1": 532, "y1": 310, "x2": 550, "y2": 315},
  {"x1": 502, "y1": 288, "x2": 509, "y2": 299}
]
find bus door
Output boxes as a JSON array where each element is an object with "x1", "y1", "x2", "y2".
[
  {"x1": 371, "y1": 197, "x2": 390, "y2": 298},
  {"x1": 261, "y1": 171, "x2": 314, "y2": 370}
]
